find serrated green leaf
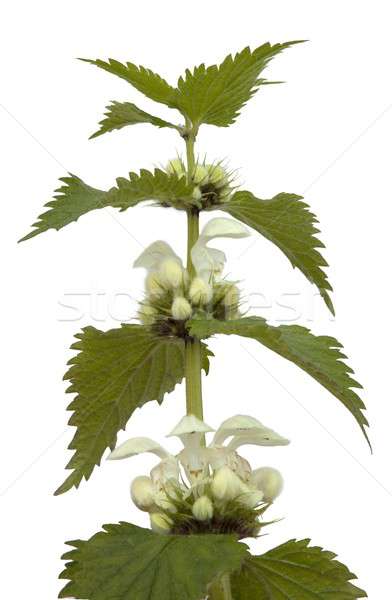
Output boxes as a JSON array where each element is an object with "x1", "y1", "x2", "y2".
[
  {"x1": 221, "y1": 191, "x2": 334, "y2": 314},
  {"x1": 59, "y1": 521, "x2": 247, "y2": 600},
  {"x1": 188, "y1": 317, "x2": 369, "y2": 445},
  {"x1": 19, "y1": 169, "x2": 194, "y2": 241},
  {"x1": 90, "y1": 100, "x2": 180, "y2": 139},
  {"x1": 175, "y1": 41, "x2": 302, "y2": 127},
  {"x1": 81, "y1": 58, "x2": 178, "y2": 108},
  {"x1": 55, "y1": 325, "x2": 211, "y2": 495},
  {"x1": 231, "y1": 538, "x2": 367, "y2": 599}
]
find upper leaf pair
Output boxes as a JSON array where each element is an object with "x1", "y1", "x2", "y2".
[
  {"x1": 83, "y1": 41, "x2": 302, "y2": 137},
  {"x1": 20, "y1": 172, "x2": 333, "y2": 313},
  {"x1": 60, "y1": 522, "x2": 367, "y2": 599}
]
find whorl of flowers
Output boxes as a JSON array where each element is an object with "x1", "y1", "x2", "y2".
[
  {"x1": 108, "y1": 414, "x2": 289, "y2": 538},
  {"x1": 134, "y1": 216, "x2": 250, "y2": 337},
  {"x1": 167, "y1": 158, "x2": 235, "y2": 210}
]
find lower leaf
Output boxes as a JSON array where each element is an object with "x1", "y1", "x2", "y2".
[
  {"x1": 231, "y1": 539, "x2": 367, "y2": 599},
  {"x1": 59, "y1": 522, "x2": 248, "y2": 600}
]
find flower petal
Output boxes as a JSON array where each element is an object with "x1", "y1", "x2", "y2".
[
  {"x1": 133, "y1": 241, "x2": 181, "y2": 271},
  {"x1": 108, "y1": 437, "x2": 170, "y2": 460},
  {"x1": 191, "y1": 217, "x2": 250, "y2": 282},
  {"x1": 199, "y1": 218, "x2": 250, "y2": 241},
  {"x1": 213, "y1": 414, "x2": 266, "y2": 445},
  {"x1": 227, "y1": 428, "x2": 290, "y2": 450},
  {"x1": 167, "y1": 415, "x2": 214, "y2": 437}
]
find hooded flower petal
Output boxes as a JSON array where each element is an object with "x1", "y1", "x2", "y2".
[
  {"x1": 191, "y1": 217, "x2": 250, "y2": 282},
  {"x1": 150, "y1": 456, "x2": 180, "y2": 489},
  {"x1": 213, "y1": 414, "x2": 267, "y2": 445},
  {"x1": 227, "y1": 427, "x2": 290, "y2": 450},
  {"x1": 108, "y1": 437, "x2": 170, "y2": 461},
  {"x1": 133, "y1": 241, "x2": 180, "y2": 271},
  {"x1": 168, "y1": 415, "x2": 214, "y2": 438}
]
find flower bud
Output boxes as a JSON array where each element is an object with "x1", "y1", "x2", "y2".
[
  {"x1": 237, "y1": 485, "x2": 264, "y2": 508},
  {"x1": 211, "y1": 466, "x2": 243, "y2": 501},
  {"x1": 251, "y1": 467, "x2": 284, "y2": 503},
  {"x1": 137, "y1": 304, "x2": 157, "y2": 325},
  {"x1": 145, "y1": 271, "x2": 165, "y2": 298},
  {"x1": 189, "y1": 277, "x2": 213, "y2": 305},
  {"x1": 193, "y1": 165, "x2": 209, "y2": 185},
  {"x1": 154, "y1": 490, "x2": 177, "y2": 513},
  {"x1": 167, "y1": 158, "x2": 186, "y2": 178},
  {"x1": 208, "y1": 165, "x2": 228, "y2": 187},
  {"x1": 150, "y1": 512, "x2": 173, "y2": 534},
  {"x1": 192, "y1": 186, "x2": 202, "y2": 201},
  {"x1": 222, "y1": 284, "x2": 239, "y2": 306},
  {"x1": 192, "y1": 495, "x2": 214, "y2": 521},
  {"x1": 130, "y1": 476, "x2": 155, "y2": 512},
  {"x1": 158, "y1": 258, "x2": 184, "y2": 289},
  {"x1": 171, "y1": 297, "x2": 192, "y2": 320}
]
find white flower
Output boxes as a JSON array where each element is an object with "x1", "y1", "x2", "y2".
[
  {"x1": 237, "y1": 484, "x2": 264, "y2": 508},
  {"x1": 150, "y1": 512, "x2": 173, "y2": 534},
  {"x1": 108, "y1": 437, "x2": 170, "y2": 461},
  {"x1": 159, "y1": 258, "x2": 185, "y2": 289},
  {"x1": 171, "y1": 296, "x2": 192, "y2": 320},
  {"x1": 189, "y1": 277, "x2": 213, "y2": 305},
  {"x1": 192, "y1": 495, "x2": 214, "y2": 521},
  {"x1": 108, "y1": 412, "x2": 289, "y2": 528},
  {"x1": 191, "y1": 218, "x2": 250, "y2": 283},
  {"x1": 251, "y1": 467, "x2": 284, "y2": 503},
  {"x1": 168, "y1": 415, "x2": 214, "y2": 482},
  {"x1": 133, "y1": 241, "x2": 185, "y2": 291},
  {"x1": 130, "y1": 476, "x2": 156, "y2": 512},
  {"x1": 211, "y1": 466, "x2": 244, "y2": 501}
]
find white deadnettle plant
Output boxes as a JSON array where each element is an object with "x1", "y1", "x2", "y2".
[
  {"x1": 22, "y1": 42, "x2": 368, "y2": 599},
  {"x1": 109, "y1": 414, "x2": 288, "y2": 537}
]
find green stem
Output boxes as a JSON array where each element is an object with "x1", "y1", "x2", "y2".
[
  {"x1": 185, "y1": 336, "x2": 203, "y2": 419},
  {"x1": 184, "y1": 128, "x2": 203, "y2": 421},
  {"x1": 208, "y1": 573, "x2": 233, "y2": 600}
]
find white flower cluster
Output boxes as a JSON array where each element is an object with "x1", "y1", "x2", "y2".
[
  {"x1": 134, "y1": 218, "x2": 250, "y2": 330},
  {"x1": 167, "y1": 158, "x2": 234, "y2": 208},
  {"x1": 109, "y1": 414, "x2": 289, "y2": 536}
]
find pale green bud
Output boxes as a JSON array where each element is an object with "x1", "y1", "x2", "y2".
[
  {"x1": 192, "y1": 186, "x2": 202, "y2": 201},
  {"x1": 171, "y1": 296, "x2": 192, "y2": 320},
  {"x1": 211, "y1": 466, "x2": 243, "y2": 501},
  {"x1": 145, "y1": 271, "x2": 165, "y2": 298},
  {"x1": 192, "y1": 495, "x2": 214, "y2": 521},
  {"x1": 189, "y1": 277, "x2": 213, "y2": 305},
  {"x1": 208, "y1": 164, "x2": 228, "y2": 187},
  {"x1": 237, "y1": 485, "x2": 264, "y2": 508},
  {"x1": 130, "y1": 476, "x2": 155, "y2": 512},
  {"x1": 167, "y1": 158, "x2": 186, "y2": 178},
  {"x1": 154, "y1": 490, "x2": 177, "y2": 513},
  {"x1": 223, "y1": 284, "x2": 240, "y2": 307},
  {"x1": 193, "y1": 165, "x2": 209, "y2": 185},
  {"x1": 158, "y1": 258, "x2": 184, "y2": 289},
  {"x1": 251, "y1": 467, "x2": 284, "y2": 503},
  {"x1": 138, "y1": 304, "x2": 157, "y2": 325},
  {"x1": 150, "y1": 512, "x2": 173, "y2": 534}
]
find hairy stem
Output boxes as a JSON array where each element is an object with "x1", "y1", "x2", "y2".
[
  {"x1": 208, "y1": 573, "x2": 233, "y2": 600},
  {"x1": 184, "y1": 128, "x2": 203, "y2": 420}
]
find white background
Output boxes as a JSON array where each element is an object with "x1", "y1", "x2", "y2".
[{"x1": 1, "y1": 1, "x2": 391, "y2": 597}]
